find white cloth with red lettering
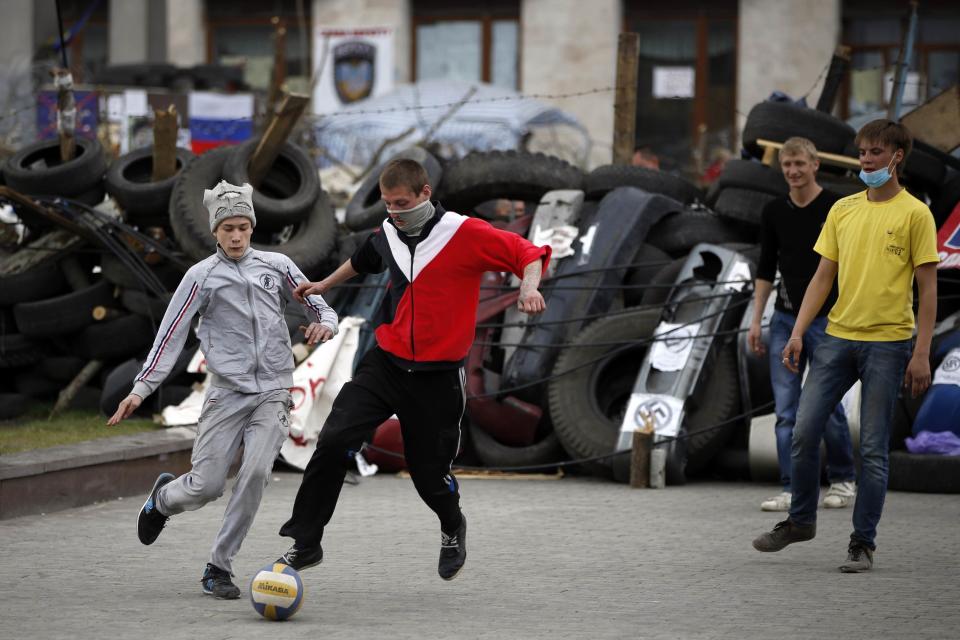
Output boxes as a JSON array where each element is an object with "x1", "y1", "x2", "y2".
[{"x1": 160, "y1": 316, "x2": 365, "y2": 470}]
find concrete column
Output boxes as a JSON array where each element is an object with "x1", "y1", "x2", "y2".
[
  {"x1": 165, "y1": 0, "x2": 205, "y2": 67},
  {"x1": 109, "y1": 0, "x2": 149, "y2": 65},
  {"x1": 0, "y1": 0, "x2": 33, "y2": 62},
  {"x1": 737, "y1": 0, "x2": 841, "y2": 131},
  {"x1": 312, "y1": 0, "x2": 411, "y2": 83},
  {"x1": 0, "y1": 0, "x2": 36, "y2": 147},
  {"x1": 521, "y1": 0, "x2": 620, "y2": 168}
]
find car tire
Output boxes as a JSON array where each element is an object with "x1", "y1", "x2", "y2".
[
  {"x1": 222, "y1": 140, "x2": 320, "y2": 230},
  {"x1": 584, "y1": 165, "x2": 703, "y2": 204},
  {"x1": 437, "y1": 150, "x2": 583, "y2": 214},
  {"x1": 106, "y1": 146, "x2": 194, "y2": 224}
]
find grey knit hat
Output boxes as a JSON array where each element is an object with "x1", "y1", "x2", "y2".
[{"x1": 203, "y1": 180, "x2": 256, "y2": 232}]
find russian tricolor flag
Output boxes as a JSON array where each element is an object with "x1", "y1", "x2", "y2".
[{"x1": 187, "y1": 92, "x2": 254, "y2": 154}]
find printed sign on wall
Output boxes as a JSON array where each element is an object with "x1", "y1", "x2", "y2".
[{"x1": 313, "y1": 26, "x2": 394, "y2": 114}]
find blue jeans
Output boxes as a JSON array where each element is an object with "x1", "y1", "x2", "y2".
[
  {"x1": 788, "y1": 334, "x2": 912, "y2": 549},
  {"x1": 768, "y1": 311, "x2": 855, "y2": 490}
]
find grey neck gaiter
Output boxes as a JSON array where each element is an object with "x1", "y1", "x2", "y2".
[{"x1": 389, "y1": 199, "x2": 434, "y2": 237}]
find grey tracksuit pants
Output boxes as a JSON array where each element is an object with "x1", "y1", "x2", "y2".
[{"x1": 156, "y1": 386, "x2": 290, "y2": 574}]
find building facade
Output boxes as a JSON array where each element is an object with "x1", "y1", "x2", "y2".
[{"x1": 2, "y1": 0, "x2": 958, "y2": 168}]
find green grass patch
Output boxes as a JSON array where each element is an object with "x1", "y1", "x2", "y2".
[{"x1": 0, "y1": 405, "x2": 163, "y2": 455}]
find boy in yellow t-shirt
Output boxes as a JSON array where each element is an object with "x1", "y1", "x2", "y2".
[{"x1": 752, "y1": 120, "x2": 939, "y2": 573}]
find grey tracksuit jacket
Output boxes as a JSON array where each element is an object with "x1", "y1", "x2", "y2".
[{"x1": 131, "y1": 246, "x2": 338, "y2": 399}]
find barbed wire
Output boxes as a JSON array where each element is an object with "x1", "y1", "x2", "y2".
[{"x1": 0, "y1": 56, "x2": 948, "y2": 148}]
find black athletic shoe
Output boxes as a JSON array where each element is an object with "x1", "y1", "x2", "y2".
[
  {"x1": 438, "y1": 514, "x2": 467, "y2": 581},
  {"x1": 201, "y1": 563, "x2": 241, "y2": 599},
  {"x1": 276, "y1": 544, "x2": 323, "y2": 571},
  {"x1": 137, "y1": 472, "x2": 174, "y2": 545},
  {"x1": 839, "y1": 540, "x2": 874, "y2": 573},
  {"x1": 752, "y1": 518, "x2": 816, "y2": 552}
]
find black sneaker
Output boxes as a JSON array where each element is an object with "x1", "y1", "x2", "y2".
[
  {"x1": 276, "y1": 544, "x2": 323, "y2": 571},
  {"x1": 839, "y1": 541, "x2": 874, "y2": 573},
  {"x1": 137, "y1": 472, "x2": 175, "y2": 545},
  {"x1": 438, "y1": 514, "x2": 467, "y2": 581},
  {"x1": 201, "y1": 563, "x2": 241, "y2": 599},
  {"x1": 752, "y1": 518, "x2": 816, "y2": 552}
]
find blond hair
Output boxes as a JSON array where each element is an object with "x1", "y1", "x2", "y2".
[{"x1": 779, "y1": 137, "x2": 819, "y2": 163}]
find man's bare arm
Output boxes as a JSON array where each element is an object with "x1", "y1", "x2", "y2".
[{"x1": 518, "y1": 260, "x2": 546, "y2": 315}]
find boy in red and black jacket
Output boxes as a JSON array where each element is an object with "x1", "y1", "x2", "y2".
[{"x1": 277, "y1": 158, "x2": 551, "y2": 580}]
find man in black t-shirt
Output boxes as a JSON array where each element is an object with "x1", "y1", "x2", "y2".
[{"x1": 747, "y1": 137, "x2": 857, "y2": 512}]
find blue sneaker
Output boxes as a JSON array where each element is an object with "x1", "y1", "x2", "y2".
[{"x1": 137, "y1": 473, "x2": 174, "y2": 545}]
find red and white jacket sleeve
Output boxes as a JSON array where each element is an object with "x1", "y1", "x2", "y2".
[{"x1": 465, "y1": 219, "x2": 552, "y2": 277}]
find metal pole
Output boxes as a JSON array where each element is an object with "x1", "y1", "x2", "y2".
[{"x1": 888, "y1": 1, "x2": 919, "y2": 120}]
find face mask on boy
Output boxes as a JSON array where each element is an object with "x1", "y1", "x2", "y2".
[
  {"x1": 858, "y1": 154, "x2": 899, "y2": 189},
  {"x1": 387, "y1": 199, "x2": 435, "y2": 236}
]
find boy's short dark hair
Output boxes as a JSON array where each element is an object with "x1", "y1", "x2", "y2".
[
  {"x1": 854, "y1": 119, "x2": 913, "y2": 160},
  {"x1": 379, "y1": 159, "x2": 429, "y2": 194}
]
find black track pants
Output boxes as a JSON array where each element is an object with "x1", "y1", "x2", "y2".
[{"x1": 279, "y1": 347, "x2": 465, "y2": 546}]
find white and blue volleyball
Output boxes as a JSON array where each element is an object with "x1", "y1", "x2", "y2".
[{"x1": 249, "y1": 562, "x2": 304, "y2": 621}]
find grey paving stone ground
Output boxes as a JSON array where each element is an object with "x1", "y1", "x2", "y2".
[{"x1": 1, "y1": 473, "x2": 957, "y2": 640}]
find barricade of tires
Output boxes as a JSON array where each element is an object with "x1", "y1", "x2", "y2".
[
  {"x1": 0, "y1": 138, "x2": 337, "y2": 421},
  {"x1": 349, "y1": 105, "x2": 960, "y2": 486},
  {"x1": 340, "y1": 148, "x2": 762, "y2": 482},
  {"x1": 3, "y1": 116, "x2": 958, "y2": 491}
]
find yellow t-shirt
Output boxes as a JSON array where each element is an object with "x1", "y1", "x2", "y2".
[{"x1": 814, "y1": 188, "x2": 939, "y2": 341}]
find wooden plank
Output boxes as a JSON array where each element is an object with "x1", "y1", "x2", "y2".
[
  {"x1": 0, "y1": 226, "x2": 82, "y2": 276},
  {"x1": 815, "y1": 45, "x2": 851, "y2": 114},
  {"x1": 266, "y1": 17, "x2": 287, "y2": 118},
  {"x1": 900, "y1": 85, "x2": 960, "y2": 153},
  {"x1": 612, "y1": 32, "x2": 640, "y2": 165},
  {"x1": 246, "y1": 93, "x2": 310, "y2": 188},
  {"x1": 151, "y1": 105, "x2": 179, "y2": 181},
  {"x1": 755, "y1": 138, "x2": 861, "y2": 170},
  {"x1": 630, "y1": 429, "x2": 652, "y2": 488},
  {"x1": 761, "y1": 145, "x2": 778, "y2": 167}
]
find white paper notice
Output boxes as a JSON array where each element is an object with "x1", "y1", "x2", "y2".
[
  {"x1": 620, "y1": 393, "x2": 685, "y2": 438},
  {"x1": 653, "y1": 66, "x2": 695, "y2": 99},
  {"x1": 649, "y1": 322, "x2": 700, "y2": 372},
  {"x1": 123, "y1": 89, "x2": 149, "y2": 117}
]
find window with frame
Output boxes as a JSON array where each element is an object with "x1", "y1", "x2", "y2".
[
  {"x1": 842, "y1": 1, "x2": 960, "y2": 120},
  {"x1": 624, "y1": 0, "x2": 738, "y2": 176},
  {"x1": 412, "y1": 0, "x2": 520, "y2": 89},
  {"x1": 206, "y1": 0, "x2": 312, "y2": 93}
]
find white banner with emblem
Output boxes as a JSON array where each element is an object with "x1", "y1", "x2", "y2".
[{"x1": 313, "y1": 26, "x2": 394, "y2": 115}]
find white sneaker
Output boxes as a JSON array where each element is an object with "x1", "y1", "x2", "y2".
[
  {"x1": 823, "y1": 481, "x2": 856, "y2": 508},
  {"x1": 760, "y1": 491, "x2": 792, "y2": 512}
]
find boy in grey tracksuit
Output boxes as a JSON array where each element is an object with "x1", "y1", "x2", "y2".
[{"x1": 108, "y1": 180, "x2": 338, "y2": 599}]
